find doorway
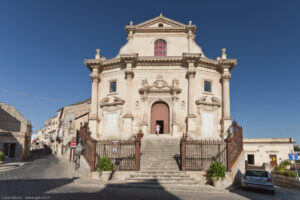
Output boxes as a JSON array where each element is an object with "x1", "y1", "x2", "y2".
[
  {"x1": 269, "y1": 155, "x2": 277, "y2": 167},
  {"x1": 247, "y1": 154, "x2": 255, "y2": 165},
  {"x1": 150, "y1": 102, "x2": 169, "y2": 134},
  {"x1": 3, "y1": 143, "x2": 16, "y2": 158},
  {"x1": 156, "y1": 120, "x2": 164, "y2": 134}
]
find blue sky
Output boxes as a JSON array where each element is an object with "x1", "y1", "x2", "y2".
[{"x1": 0, "y1": 0, "x2": 299, "y2": 143}]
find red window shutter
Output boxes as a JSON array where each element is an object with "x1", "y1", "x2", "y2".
[{"x1": 154, "y1": 40, "x2": 167, "y2": 56}]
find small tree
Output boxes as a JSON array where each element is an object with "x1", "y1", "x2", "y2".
[
  {"x1": 0, "y1": 151, "x2": 5, "y2": 161},
  {"x1": 281, "y1": 160, "x2": 291, "y2": 166},
  {"x1": 208, "y1": 161, "x2": 226, "y2": 180},
  {"x1": 97, "y1": 157, "x2": 114, "y2": 173},
  {"x1": 294, "y1": 146, "x2": 300, "y2": 152}
]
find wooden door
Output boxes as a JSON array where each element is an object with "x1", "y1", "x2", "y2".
[
  {"x1": 269, "y1": 155, "x2": 277, "y2": 167},
  {"x1": 150, "y1": 102, "x2": 169, "y2": 134}
]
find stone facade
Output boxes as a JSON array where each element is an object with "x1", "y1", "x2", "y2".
[
  {"x1": 243, "y1": 138, "x2": 295, "y2": 167},
  {"x1": 55, "y1": 98, "x2": 90, "y2": 155},
  {"x1": 84, "y1": 15, "x2": 237, "y2": 141},
  {"x1": 0, "y1": 102, "x2": 32, "y2": 160}
]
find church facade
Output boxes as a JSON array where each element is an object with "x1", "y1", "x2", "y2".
[{"x1": 84, "y1": 15, "x2": 237, "y2": 141}]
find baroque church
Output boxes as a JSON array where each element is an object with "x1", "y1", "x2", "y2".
[{"x1": 84, "y1": 14, "x2": 237, "y2": 141}]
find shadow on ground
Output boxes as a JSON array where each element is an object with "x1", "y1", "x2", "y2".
[{"x1": 0, "y1": 178, "x2": 181, "y2": 200}]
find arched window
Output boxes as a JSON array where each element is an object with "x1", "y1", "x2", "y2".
[{"x1": 154, "y1": 39, "x2": 167, "y2": 56}]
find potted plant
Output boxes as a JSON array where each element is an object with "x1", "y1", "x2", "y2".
[
  {"x1": 208, "y1": 161, "x2": 226, "y2": 188},
  {"x1": 97, "y1": 157, "x2": 114, "y2": 181},
  {"x1": 0, "y1": 151, "x2": 5, "y2": 165}
]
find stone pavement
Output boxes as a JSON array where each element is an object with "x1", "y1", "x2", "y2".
[
  {"x1": 1, "y1": 152, "x2": 300, "y2": 200},
  {"x1": 0, "y1": 161, "x2": 26, "y2": 172}
]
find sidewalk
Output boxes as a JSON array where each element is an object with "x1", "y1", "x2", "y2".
[{"x1": 0, "y1": 161, "x2": 25, "y2": 172}]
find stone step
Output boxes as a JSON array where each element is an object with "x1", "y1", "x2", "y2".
[
  {"x1": 140, "y1": 167, "x2": 180, "y2": 170},
  {"x1": 126, "y1": 179, "x2": 198, "y2": 184},
  {"x1": 137, "y1": 171, "x2": 184, "y2": 175},
  {"x1": 130, "y1": 174, "x2": 189, "y2": 178},
  {"x1": 128, "y1": 175, "x2": 194, "y2": 180},
  {"x1": 127, "y1": 177, "x2": 195, "y2": 183}
]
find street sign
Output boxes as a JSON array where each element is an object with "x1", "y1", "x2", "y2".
[
  {"x1": 112, "y1": 147, "x2": 118, "y2": 154},
  {"x1": 71, "y1": 141, "x2": 76, "y2": 148},
  {"x1": 76, "y1": 144, "x2": 82, "y2": 152},
  {"x1": 112, "y1": 140, "x2": 120, "y2": 146},
  {"x1": 288, "y1": 153, "x2": 298, "y2": 160}
]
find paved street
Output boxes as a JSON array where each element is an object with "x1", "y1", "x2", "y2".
[{"x1": 0, "y1": 151, "x2": 300, "y2": 200}]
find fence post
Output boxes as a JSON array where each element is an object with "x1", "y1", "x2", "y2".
[
  {"x1": 135, "y1": 137, "x2": 141, "y2": 171},
  {"x1": 245, "y1": 160, "x2": 248, "y2": 170},
  {"x1": 90, "y1": 140, "x2": 97, "y2": 172},
  {"x1": 181, "y1": 136, "x2": 187, "y2": 171},
  {"x1": 69, "y1": 145, "x2": 72, "y2": 162},
  {"x1": 227, "y1": 138, "x2": 232, "y2": 172},
  {"x1": 61, "y1": 144, "x2": 63, "y2": 155}
]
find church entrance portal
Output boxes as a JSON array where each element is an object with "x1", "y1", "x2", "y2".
[{"x1": 151, "y1": 102, "x2": 169, "y2": 134}]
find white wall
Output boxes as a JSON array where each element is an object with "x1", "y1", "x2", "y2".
[{"x1": 244, "y1": 142, "x2": 294, "y2": 166}]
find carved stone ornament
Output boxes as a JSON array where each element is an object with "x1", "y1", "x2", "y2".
[
  {"x1": 139, "y1": 77, "x2": 182, "y2": 95},
  {"x1": 125, "y1": 70, "x2": 134, "y2": 79},
  {"x1": 195, "y1": 96, "x2": 221, "y2": 107},
  {"x1": 222, "y1": 73, "x2": 231, "y2": 80},
  {"x1": 99, "y1": 96, "x2": 125, "y2": 107},
  {"x1": 89, "y1": 73, "x2": 99, "y2": 81}
]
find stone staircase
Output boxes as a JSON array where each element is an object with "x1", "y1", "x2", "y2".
[{"x1": 125, "y1": 135, "x2": 200, "y2": 186}]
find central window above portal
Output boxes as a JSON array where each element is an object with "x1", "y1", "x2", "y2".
[{"x1": 154, "y1": 39, "x2": 167, "y2": 56}]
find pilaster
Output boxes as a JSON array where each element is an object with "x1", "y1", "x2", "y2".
[
  {"x1": 217, "y1": 48, "x2": 237, "y2": 139},
  {"x1": 120, "y1": 53, "x2": 138, "y2": 135},
  {"x1": 183, "y1": 53, "x2": 200, "y2": 134},
  {"x1": 84, "y1": 49, "x2": 103, "y2": 140}
]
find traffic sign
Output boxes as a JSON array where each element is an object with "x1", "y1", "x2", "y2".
[
  {"x1": 112, "y1": 147, "x2": 118, "y2": 154},
  {"x1": 112, "y1": 140, "x2": 120, "y2": 146},
  {"x1": 71, "y1": 141, "x2": 76, "y2": 148},
  {"x1": 289, "y1": 153, "x2": 298, "y2": 160},
  {"x1": 76, "y1": 144, "x2": 82, "y2": 151}
]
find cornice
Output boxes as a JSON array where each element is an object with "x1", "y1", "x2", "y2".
[
  {"x1": 217, "y1": 58, "x2": 238, "y2": 71},
  {"x1": 138, "y1": 56, "x2": 182, "y2": 66},
  {"x1": 125, "y1": 15, "x2": 196, "y2": 34},
  {"x1": 84, "y1": 59, "x2": 102, "y2": 71},
  {"x1": 120, "y1": 53, "x2": 138, "y2": 62},
  {"x1": 98, "y1": 56, "x2": 224, "y2": 71}
]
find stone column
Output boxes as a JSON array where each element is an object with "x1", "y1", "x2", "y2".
[
  {"x1": 123, "y1": 63, "x2": 134, "y2": 136},
  {"x1": 221, "y1": 67, "x2": 232, "y2": 138},
  {"x1": 89, "y1": 66, "x2": 100, "y2": 139},
  {"x1": 172, "y1": 95, "x2": 178, "y2": 136},
  {"x1": 141, "y1": 95, "x2": 148, "y2": 135},
  {"x1": 186, "y1": 62, "x2": 197, "y2": 134}
]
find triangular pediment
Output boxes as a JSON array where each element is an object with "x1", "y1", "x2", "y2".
[{"x1": 136, "y1": 15, "x2": 186, "y2": 28}]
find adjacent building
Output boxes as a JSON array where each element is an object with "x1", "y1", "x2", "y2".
[
  {"x1": 57, "y1": 99, "x2": 90, "y2": 143},
  {"x1": 244, "y1": 138, "x2": 295, "y2": 167},
  {"x1": 84, "y1": 14, "x2": 237, "y2": 141},
  {"x1": 0, "y1": 102, "x2": 32, "y2": 160}
]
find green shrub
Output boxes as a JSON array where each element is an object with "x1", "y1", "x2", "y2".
[
  {"x1": 208, "y1": 161, "x2": 226, "y2": 180},
  {"x1": 97, "y1": 157, "x2": 114, "y2": 173},
  {"x1": 294, "y1": 146, "x2": 300, "y2": 152},
  {"x1": 281, "y1": 160, "x2": 291, "y2": 166},
  {"x1": 282, "y1": 170, "x2": 297, "y2": 177},
  {"x1": 272, "y1": 166, "x2": 297, "y2": 177},
  {"x1": 0, "y1": 151, "x2": 5, "y2": 161}
]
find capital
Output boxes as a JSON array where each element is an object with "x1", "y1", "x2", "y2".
[
  {"x1": 90, "y1": 73, "x2": 99, "y2": 81},
  {"x1": 222, "y1": 73, "x2": 231, "y2": 81},
  {"x1": 125, "y1": 70, "x2": 134, "y2": 80},
  {"x1": 186, "y1": 70, "x2": 196, "y2": 79}
]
